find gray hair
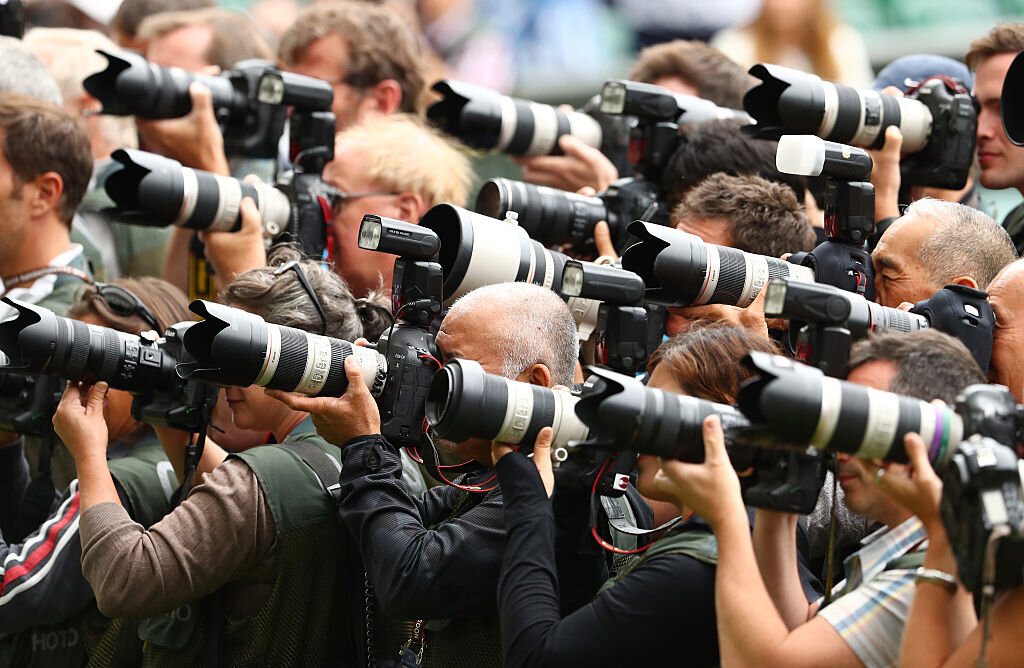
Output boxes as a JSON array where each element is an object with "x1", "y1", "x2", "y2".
[
  {"x1": 223, "y1": 245, "x2": 391, "y2": 341},
  {"x1": 448, "y1": 283, "x2": 580, "y2": 386},
  {"x1": 0, "y1": 37, "x2": 63, "y2": 107},
  {"x1": 905, "y1": 198, "x2": 1017, "y2": 289},
  {"x1": 23, "y1": 28, "x2": 138, "y2": 152}
]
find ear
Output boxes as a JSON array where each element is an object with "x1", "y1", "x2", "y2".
[
  {"x1": 518, "y1": 363, "x2": 553, "y2": 388},
  {"x1": 950, "y1": 275, "x2": 980, "y2": 289},
  {"x1": 361, "y1": 79, "x2": 403, "y2": 117},
  {"x1": 394, "y1": 191, "x2": 425, "y2": 223},
  {"x1": 27, "y1": 171, "x2": 64, "y2": 221}
]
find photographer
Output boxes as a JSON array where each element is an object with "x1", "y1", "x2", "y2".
[
  {"x1": 877, "y1": 433, "x2": 1023, "y2": 665},
  {"x1": 965, "y1": 24, "x2": 1024, "y2": 254},
  {"x1": 983, "y1": 258, "x2": 1024, "y2": 401},
  {"x1": 0, "y1": 277, "x2": 214, "y2": 665},
  {"x1": 66, "y1": 247, "x2": 395, "y2": 665},
  {"x1": 872, "y1": 198, "x2": 1015, "y2": 308},
  {"x1": 653, "y1": 329, "x2": 984, "y2": 668},
  {"x1": 491, "y1": 322, "x2": 812, "y2": 667},
  {"x1": 270, "y1": 282, "x2": 603, "y2": 667},
  {"x1": 278, "y1": 2, "x2": 427, "y2": 131}
]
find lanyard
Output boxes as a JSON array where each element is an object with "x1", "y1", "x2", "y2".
[{"x1": 2, "y1": 265, "x2": 94, "y2": 291}]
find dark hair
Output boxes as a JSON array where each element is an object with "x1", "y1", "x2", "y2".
[
  {"x1": 224, "y1": 245, "x2": 392, "y2": 341},
  {"x1": 68, "y1": 276, "x2": 192, "y2": 336},
  {"x1": 965, "y1": 23, "x2": 1024, "y2": 71},
  {"x1": 628, "y1": 39, "x2": 754, "y2": 109},
  {"x1": 0, "y1": 93, "x2": 92, "y2": 226},
  {"x1": 673, "y1": 172, "x2": 816, "y2": 256},
  {"x1": 278, "y1": 3, "x2": 427, "y2": 115},
  {"x1": 647, "y1": 321, "x2": 779, "y2": 404},
  {"x1": 660, "y1": 119, "x2": 808, "y2": 212},
  {"x1": 110, "y1": 0, "x2": 215, "y2": 42},
  {"x1": 847, "y1": 330, "x2": 985, "y2": 403}
]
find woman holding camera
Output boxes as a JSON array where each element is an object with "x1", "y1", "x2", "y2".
[
  {"x1": 490, "y1": 322, "x2": 814, "y2": 667},
  {"x1": 55, "y1": 246, "x2": 411, "y2": 666},
  {"x1": 0, "y1": 276, "x2": 208, "y2": 666}
]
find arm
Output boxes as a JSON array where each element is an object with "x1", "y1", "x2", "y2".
[
  {"x1": 495, "y1": 447, "x2": 719, "y2": 667},
  {"x1": 754, "y1": 509, "x2": 816, "y2": 627},
  {"x1": 514, "y1": 133, "x2": 618, "y2": 193},
  {"x1": 655, "y1": 416, "x2": 863, "y2": 668},
  {"x1": 0, "y1": 437, "x2": 32, "y2": 537},
  {"x1": 0, "y1": 484, "x2": 95, "y2": 633},
  {"x1": 336, "y1": 434, "x2": 505, "y2": 617},
  {"x1": 78, "y1": 458, "x2": 273, "y2": 619}
]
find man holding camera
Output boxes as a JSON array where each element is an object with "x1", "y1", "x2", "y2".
[
  {"x1": 653, "y1": 330, "x2": 983, "y2": 668},
  {"x1": 271, "y1": 282, "x2": 597, "y2": 667},
  {"x1": 966, "y1": 24, "x2": 1024, "y2": 254}
]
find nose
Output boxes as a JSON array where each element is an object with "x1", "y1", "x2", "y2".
[{"x1": 977, "y1": 107, "x2": 999, "y2": 142}]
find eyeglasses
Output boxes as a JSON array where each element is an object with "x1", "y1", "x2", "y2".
[
  {"x1": 331, "y1": 190, "x2": 400, "y2": 217},
  {"x1": 274, "y1": 260, "x2": 327, "y2": 336},
  {"x1": 95, "y1": 283, "x2": 160, "y2": 332}
]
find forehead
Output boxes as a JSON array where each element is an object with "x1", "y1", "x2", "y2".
[
  {"x1": 973, "y1": 52, "x2": 1016, "y2": 101},
  {"x1": 323, "y1": 143, "x2": 374, "y2": 188},
  {"x1": 878, "y1": 214, "x2": 935, "y2": 255},
  {"x1": 846, "y1": 359, "x2": 898, "y2": 391}
]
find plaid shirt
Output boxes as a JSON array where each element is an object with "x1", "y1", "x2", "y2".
[{"x1": 817, "y1": 517, "x2": 927, "y2": 668}]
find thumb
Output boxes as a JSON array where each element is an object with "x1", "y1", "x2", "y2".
[
  {"x1": 702, "y1": 414, "x2": 726, "y2": 463},
  {"x1": 264, "y1": 388, "x2": 322, "y2": 413},
  {"x1": 532, "y1": 427, "x2": 555, "y2": 496},
  {"x1": 344, "y1": 355, "x2": 371, "y2": 394},
  {"x1": 592, "y1": 221, "x2": 618, "y2": 261},
  {"x1": 883, "y1": 125, "x2": 903, "y2": 155},
  {"x1": 903, "y1": 431, "x2": 934, "y2": 475},
  {"x1": 87, "y1": 382, "x2": 109, "y2": 414}
]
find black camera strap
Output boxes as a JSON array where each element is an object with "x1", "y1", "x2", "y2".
[{"x1": 598, "y1": 494, "x2": 680, "y2": 537}]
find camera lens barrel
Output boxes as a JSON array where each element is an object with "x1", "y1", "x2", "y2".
[
  {"x1": 84, "y1": 50, "x2": 242, "y2": 119},
  {"x1": 420, "y1": 203, "x2": 573, "y2": 304},
  {"x1": 0, "y1": 298, "x2": 180, "y2": 394},
  {"x1": 573, "y1": 366, "x2": 749, "y2": 461},
  {"x1": 425, "y1": 358, "x2": 588, "y2": 448},
  {"x1": 476, "y1": 178, "x2": 610, "y2": 247},
  {"x1": 739, "y1": 351, "x2": 963, "y2": 466},
  {"x1": 428, "y1": 79, "x2": 602, "y2": 156},
  {"x1": 745, "y1": 63, "x2": 932, "y2": 153},
  {"x1": 182, "y1": 300, "x2": 385, "y2": 396},
  {"x1": 106, "y1": 149, "x2": 291, "y2": 234},
  {"x1": 621, "y1": 221, "x2": 815, "y2": 307}
]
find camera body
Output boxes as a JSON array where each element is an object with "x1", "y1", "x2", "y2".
[
  {"x1": 85, "y1": 50, "x2": 334, "y2": 160},
  {"x1": 0, "y1": 370, "x2": 62, "y2": 436},
  {"x1": 942, "y1": 436, "x2": 1024, "y2": 593},
  {"x1": 900, "y1": 78, "x2": 978, "y2": 190}
]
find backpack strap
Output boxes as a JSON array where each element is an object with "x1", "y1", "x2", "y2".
[{"x1": 277, "y1": 441, "x2": 343, "y2": 504}]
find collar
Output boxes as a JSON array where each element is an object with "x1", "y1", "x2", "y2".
[{"x1": 840, "y1": 516, "x2": 927, "y2": 592}]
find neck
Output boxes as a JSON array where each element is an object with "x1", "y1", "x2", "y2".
[
  {"x1": 879, "y1": 508, "x2": 914, "y2": 532},
  {"x1": 3, "y1": 219, "x2": 73, "y2": 283},
  {"x1": 273, "y1": 410, "x2": 309, "y2": 443}
]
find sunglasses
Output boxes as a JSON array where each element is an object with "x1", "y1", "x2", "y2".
[
  {"x1": 274, "y1": 260, "x2": 327, "y2": 336},
  {"x1": 331, "y1": 190, "x2": 400, "y2": 217},
  {"x1": 95, "y1": 283, "x2": 160, "y2": 332}
]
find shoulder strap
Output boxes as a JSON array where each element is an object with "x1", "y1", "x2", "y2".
[
  {"x1": 885, "y1": 550, "x2": 926, "y2": 571},
  {"x1": 276, "y1": 440, "x2": 343, "y2": 504}
]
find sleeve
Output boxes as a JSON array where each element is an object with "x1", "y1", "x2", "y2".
[
  {"x1": 816, "y1": 568, "x2": 916, "y2": 667},
  {"x1": 0, "y1": 438, "x2": 48, "y2": 543},
  {"x1": 337, "y1": 435, "x2": 506, "y2": 618},
  {"x1": 496, "y1": 452, "x2": 720, "y2": 668},
  {"x1": 0, "y1": 482, "x2": 94, "y2": 634},
  {"x1": 79, "y1": 458, "x2": 276, "y2": 619}
]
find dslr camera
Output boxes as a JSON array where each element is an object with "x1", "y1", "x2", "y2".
[
  {"x1": 84, "y1": 50, "x2": 334, "y2": 160},
  {"x1": 181, "y1": 216, "x2": 442, "y2": 449},
  {"x1": 744, "y1": 62, "x2": 977, "y2": 189},
  {"x1": 0, "y1": 298, "x2": 217, "y2": 431}
]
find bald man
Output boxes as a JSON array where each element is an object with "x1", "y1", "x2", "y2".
[
  {"x1": 986, "y1": 259, "x2": 1024, "y2": 401},
  {"x1": 872, "y1": 198, "x2": 1016, "y2": 308}
]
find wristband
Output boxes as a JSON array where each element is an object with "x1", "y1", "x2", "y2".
[{"x1": 913, "y1": 567, "x2": 958, "y2": 593}]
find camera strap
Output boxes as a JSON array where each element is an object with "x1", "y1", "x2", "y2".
[{"x1": 598, "y1": 494, "x2": 680, "y2": 537}]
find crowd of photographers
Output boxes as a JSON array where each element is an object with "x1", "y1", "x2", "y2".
[{"x1": 4, "y1": 0, "x2": 1024, "y2": 666}]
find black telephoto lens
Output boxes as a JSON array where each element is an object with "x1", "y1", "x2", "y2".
[
  {"x1": 736, "y1": 351, "x2": 964, "y2": 465},
  {"x1": 180, "y1": 300, "x2": 386, "y2": 396},
  {"x1": 573, "y1": 366, "x2": 750, "y2": 461},
  {"x1": 476, "y1": 178, "x2": 611, "y2": 247},
  {"x1": 621, "y1": 221, "x2": 815, "y2": 307},
  {"x1": 83, "y1": 50, "x2": 241, "y2": 119},
  {"x1": 0, "y1": 298, "x2": 180, "y2": 394},
  {"x1": 425, "y1": 358, "x2": 588, "y2": 450}
]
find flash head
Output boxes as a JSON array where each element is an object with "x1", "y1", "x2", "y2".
[
  {"x1": 599, "y1": 79, "x2": 754, "y2": 124},
  {"x1": 358, "y1": 215, "x2": 440, "y2": 259},
  {"x1": 776, "y1": 135, "x2": 872, "y2": 180}
]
